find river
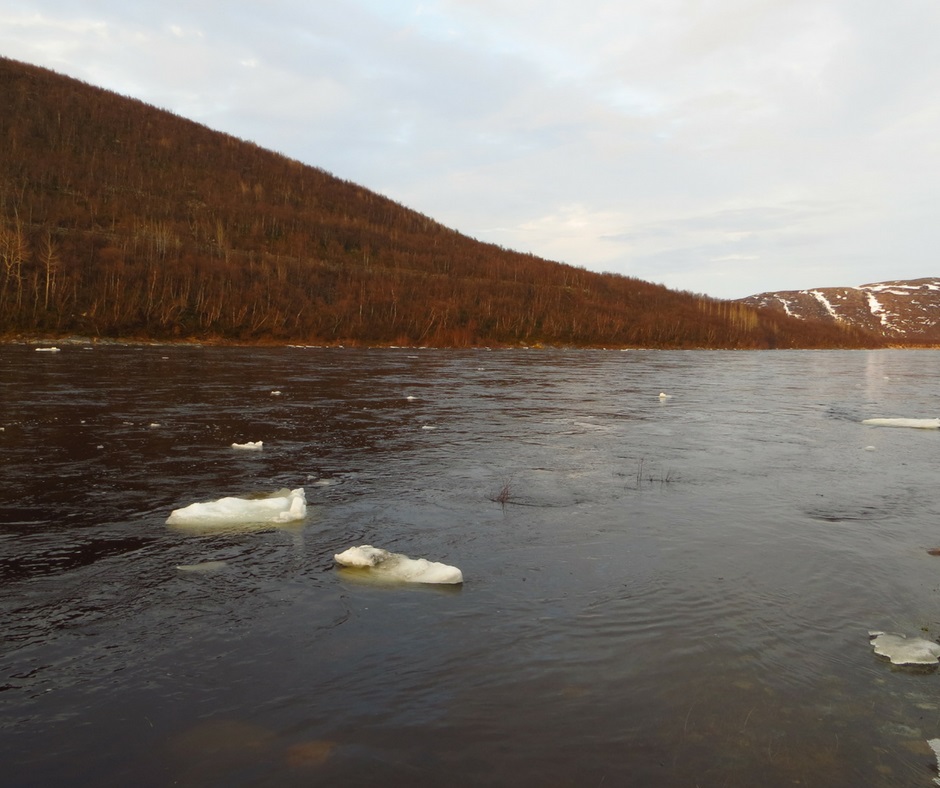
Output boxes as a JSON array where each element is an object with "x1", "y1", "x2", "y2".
[{"x1": 2, "y1": 344, "x2": 940, "y2": 786}]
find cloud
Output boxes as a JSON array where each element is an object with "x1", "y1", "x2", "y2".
[{"x1": 3, "y1": 0, "x2": 940, "y2": 298}]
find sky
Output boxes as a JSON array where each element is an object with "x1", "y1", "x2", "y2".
[{"x1": 3, "y1": 1, "x2": 939, "y2": 299}]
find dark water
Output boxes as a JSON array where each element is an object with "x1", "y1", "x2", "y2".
[{"x1": 3, "y1": 344, "x2": 940, "y2": 787}]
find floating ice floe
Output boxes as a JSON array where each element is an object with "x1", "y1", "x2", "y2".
[
  {"x1": 658, "y1": 392, "x2": 672, "y2": 400},
  {"x1": 928, "y1": 739, "x2": 940, "y2": 786},
  {"x1": 167, "y1": 487, "x2": 306, "y2": 530},
  {"x1": 862, "y1": 418, "x2": 940, "y2": 430},
  {"x1": 869, "y1": 631, "x2": 940, "y2": 665},
  {"x1": 35, "y1": 346, "x2": 61, "y2": 353},
  {"x1": 176, "y1": 560, "x2": 228, "y2": 572},
  {"x1": 232, "y1": 441, "x2": 263, "y2": 450},
  {"x1": 333, "y1": 545, "x2": 463, "y2": 585},
  {"x1": 270, "y1": 390, "x2": 282, "y2": 396}
]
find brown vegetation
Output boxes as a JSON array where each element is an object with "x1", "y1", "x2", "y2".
[
  {"x1": 739, "y1": 281, "x2": 940, "y2": 346},
  {"x1": 0, "y1": 57, "x2": 884, "y2": 348}
]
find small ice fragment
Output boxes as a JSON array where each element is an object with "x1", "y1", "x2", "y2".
[
  {"x1": 862, "y1": 418, "x2": 940, "y2": 429},
  {"x1": 406, "y1": 395, "x2": 418, "y2": 401},
  {"x1": 167, "y1": 487, "x2": 306, "y2": 529},
  {"x1": 864, "y1": 446, "x2": 876, "y2": 451},
  {"x1": 270, "y1": 390, "x2": 282, "y2": 396},
  {"x1": 928, "y1": 739, "x2": 940, "y2": 785},
  {"x1": 35, "y1": 346, "x2": 61, "y2": 352},
  {"x1": 659, "y1": 392, "x2": 672, "y2": 399},
  {"x1": 232, "y1": 440, "x2": 263, "y2": 450},
  {"x1": 149, "y1": 422, "x2": 161, "y2": 428},
  {"x1": 869, "y1": 631, "x2": 940, "y2": 665},
  {"x1": 333, "y1": 545, "x2": 463, "y2": 585},
  {"x1": 176, "y1": 560, "x2": 228, "y2": 573}
]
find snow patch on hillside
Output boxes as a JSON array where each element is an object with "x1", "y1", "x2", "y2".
[
  {"x1": 775, "y1": 296, "x2": 796, "y2": 317},
  {"x1": 867, "y1": 282, "x2": 938, "y2": 292},
  {"x1": 864, "y1": 292, "x2": 895, "y2": 330},
  {"x1": 809, "y1": 290, "x2": 838, "y2": 319}
]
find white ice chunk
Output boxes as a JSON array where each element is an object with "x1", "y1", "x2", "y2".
[
  {"x1": 167, "y1": 487, "x2": 306, "y2": 529},
  {"x1": 232, "y1": 440, "x2": 263, "y2": 450},
  {"x1": 658, "y1": 392, "x2": 672, "y2": 399},
  {"x1": 862, "y1": 418, "x2": 940, "y2": 430},
  {"x1": 869, "y1": 631, "x2": 940, "y2": 665},
  {"x1": 928, "y1": 739, "x2": 940, "y2": 786},
  {"x1": 35, "y1": 346, "x2": 61, "y2": 352},
  {"x1": 333, "y1": 545, "x2": 463, "y2": 585},
  {"x1": 270, "y1": 390, "x2": 282, "y2": 396}
]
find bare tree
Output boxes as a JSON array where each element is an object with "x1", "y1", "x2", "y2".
[
  {"x1": 0, "y1": 217, "x2": 30, "y2": 314},
  {"x1": 39, "y1": 231, "x2": 59, "y2": 311}
]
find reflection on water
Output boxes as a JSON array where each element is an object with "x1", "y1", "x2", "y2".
[{"x1": 2, "y1": 345, "x2": 940, "y2": 786}]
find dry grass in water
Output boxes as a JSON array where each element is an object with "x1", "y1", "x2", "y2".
[
  {"x1": 635, "y1": 458, "x2": 677, "y2": 488},
  {"x1": 489, "y1": 477, "x2": 513, "y2": 506}
]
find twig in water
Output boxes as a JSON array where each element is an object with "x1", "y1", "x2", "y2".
[
  {"x1": 741, "y1": 707, "x2": 754, "y2": 733},
  {"x1": 490, "y1": 477, "x2": 513, "y2": 506},
  {"x1": 683, "y1": 702, "x2": 695, "y2": 733}
]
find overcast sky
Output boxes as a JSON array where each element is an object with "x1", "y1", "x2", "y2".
[{"x1": 3, "y1": 1, "x2": 939, "y2": 299}]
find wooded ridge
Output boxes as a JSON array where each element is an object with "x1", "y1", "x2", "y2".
[{"x1": 0, "y1": 56, "x2": 884, "y2": 348}]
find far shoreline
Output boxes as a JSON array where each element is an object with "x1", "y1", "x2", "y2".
[{"x1": 1, "y1": 333, "x2": 930, "y2": 351}]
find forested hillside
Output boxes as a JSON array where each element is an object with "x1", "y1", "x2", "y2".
[{"x1": 0, "y1": 57, "x2": 883, "y2": 348}]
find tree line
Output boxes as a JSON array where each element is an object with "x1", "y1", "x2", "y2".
[{"x1": 0, "y1": 57, "x2": 884, "y2": 349}]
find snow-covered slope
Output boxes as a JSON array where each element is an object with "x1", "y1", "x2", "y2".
[{"x1": 738, "y1": 278, "x2": 940, "y2": 343}]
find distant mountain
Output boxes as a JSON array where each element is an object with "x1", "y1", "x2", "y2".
[
  {"x1": 0, "y1": 56, "x2": 883, "y2": 349},
  {"x1": 737, "y1": 278, "x2": 940, "y2": 345}
]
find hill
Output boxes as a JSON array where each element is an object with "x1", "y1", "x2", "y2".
[
  {"x1": 738, "y1": 278, "x2": 940, "y2": 345},
  {"x1": 0, "y1": 56, "x2": 883, "y2": 349}
]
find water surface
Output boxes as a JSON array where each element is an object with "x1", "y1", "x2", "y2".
[{"x1": 2, "y1": 345, "x2": 940, "y2": 786}]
